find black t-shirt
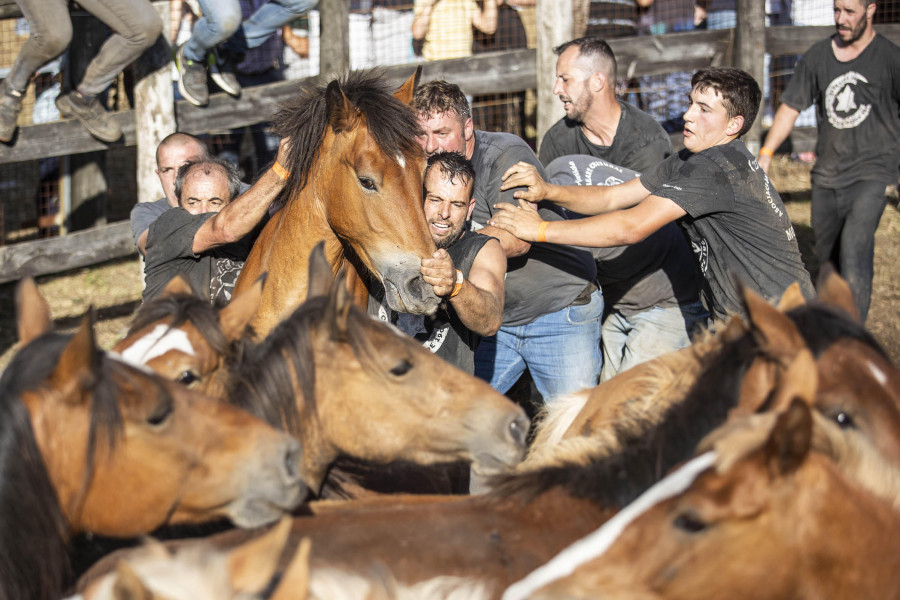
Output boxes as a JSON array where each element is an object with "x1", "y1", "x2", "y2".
[
  {"x1": 780, "y1": 33, "x2": 900, "y2": 188},
  {"x1": 143, "y1": 208, "x2": 255, "y2": 305},
  {"x1": 640, "y1": 140, "x2": 815, "y2": 320},
  {"x1": 539, "y1": 101, "x2": 672, "y2": 174}
]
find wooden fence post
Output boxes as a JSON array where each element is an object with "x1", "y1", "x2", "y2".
[
  {"x1": 536, "y1": 0, "x2": 573, "y2": 150},
  {"x1": 735, "y1": 0, "x2": 766, "y2": 153},
  {"x1": 319, "y1": 0, "x2": 350, "y2": 80}
]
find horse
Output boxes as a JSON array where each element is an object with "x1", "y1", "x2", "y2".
[
  {"x1": 233, "y1": 67, "x2": 439, "y2": 337},
  {"x1": 511, "y1": 399, "x2": 900, "y2": 600},
  {"x1": 2, "y1": 278, "x2": 307, "y2": 600},
  {"x1": 116, "y1": 244, "x2": 530, "y2": 495}
]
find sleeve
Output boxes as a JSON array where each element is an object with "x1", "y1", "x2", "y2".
[
  {"x1": 779, "y1": 48, "x2": 818, "y2": 112},
  {"x1": 642, "y1": 154, "x2": 732, "y2": 218},
  {"x1": 145, "y1": 209, "x2": 214, "y2": 265},
  {"x1": 130, "y1": 201, "x2": 165, "y2": 245}
]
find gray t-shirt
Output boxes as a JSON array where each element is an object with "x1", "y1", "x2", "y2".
[
  {"x1": 640, "y1": 140, "x2": 815, "y2": 320},
  {"x1": 469, "y1": 130, "x2": 597, "y2": 327},
  {"x1": 780, "y1": 33, "x2": 900, "y2": 189},
  {"x1": 539, "y1": 101, "x2": 673, "y2": 174},
  {"x1": 546, "y1": 155, "x2": 702, "y2": 316},
  {"x1": 143, "y1": 208, "x2": 254, "y2": 305},
  {"x1": 129, "y1": 197, "x2": 169, "y2": 249}
]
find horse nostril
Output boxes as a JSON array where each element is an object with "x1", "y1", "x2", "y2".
[{"x1": 508, "y1": 414, "x2": 530, "y2": 447}]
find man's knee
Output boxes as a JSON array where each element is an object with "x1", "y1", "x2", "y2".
[
  {"x1": 276, "y1": 0, "x2": 319, "y2": 16},
  {"x1": 33, "y1": 22, "x2": 73, "y2": 59},
  {"x1": 126, "y1": 6, "x2": 164, "y2": 50}
]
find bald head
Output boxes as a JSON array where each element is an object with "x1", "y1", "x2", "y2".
[{"x1": 155, "y1": 133, "x2": 210, "y2": 207}]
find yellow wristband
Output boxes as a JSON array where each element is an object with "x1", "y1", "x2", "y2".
[
  {"x1": 272, "y1": 161, "x2": 290, "y2": 180},
  {"x1": 536, "y1": 220, "x2": 549, "y2": 243},
  {"x1": 449, "y1": 269, "x2": 464, "y2": 298},
  {"x1": 759, "y1": 146, "x2": 774, "y2": 158}
]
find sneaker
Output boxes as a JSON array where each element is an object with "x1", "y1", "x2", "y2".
[
  {"x1": 209, "y1": 49, "x2": 242, "y2": 97},
  {"x1": 55, "y1": 91, "x2": 122, "y2": 143},
  {"x1": 0, "y1": 80, "x2": 23, "y2": 143},
  {"x1": 175, "y1": 43, "x2": 209, "y2": 107}
]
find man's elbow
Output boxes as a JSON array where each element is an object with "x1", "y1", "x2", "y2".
[
  {"x1": 504, "y1": 238, "x2": 531, "y2": 258},
  {"x1": 211, "y1": 218, "x2": 242, "y2": 245}
]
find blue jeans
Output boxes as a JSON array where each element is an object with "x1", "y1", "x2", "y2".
[
  {"x1": 811, "y1": 180, "x2": 888, "y2": 322},
  {"x1": 185, "y1": 0, "x2": 243, "y2": 62},
  {"x1": 474, "y1": 289, "x2": 603, "y2": 403},
  {"x1": 224, "y1": 0, "x2": 319, "y2": 55},
  {"x1": 600, "y1": 301, "x2": 709, "y2": 382}
]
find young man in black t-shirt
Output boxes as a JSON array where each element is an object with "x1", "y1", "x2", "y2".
[{"x1": 491, "y1": 67, "x2": 814, "y2": 322}]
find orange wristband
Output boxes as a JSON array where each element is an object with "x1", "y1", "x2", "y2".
[
  {"x1": 272, "y1": 161, "x2": 290, "y2": 180},
  {"x1": 536, "y1": 220, "x2": 549, "y2": 243},
  {"x1": 759, "y1": 146, "x2": 774, "y2": 158},
  {"x1": 449, "y1": 269, "x2": 464, "y2": 298}
]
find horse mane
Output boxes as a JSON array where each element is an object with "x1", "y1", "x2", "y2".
[
  {"x1": 127, "y1": 291, "x2": 230, "y2": 357},
  {"x1": 272, "y1": 69, "x2": 424, "y2": 193},
  {"x1": 788, "y1": 301, "x2": 888, "y2": 359}
]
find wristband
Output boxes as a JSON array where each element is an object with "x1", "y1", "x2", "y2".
[
  {"x1": 759, "y1": 146, "x2": 774, "y2": 158},
  {"x1": 449, "y1": 269, "x2": 464, "y2": 298},
  {"x1": 272, "y1": 161, "x2": 290, "y2": 180},
  {"x1": 536, "y1": 220, "x2": 549, "y2": 243}
]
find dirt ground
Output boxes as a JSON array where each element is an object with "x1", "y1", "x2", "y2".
[{"x1": 0, "y1": 156, "x2": 898, "y2": 370}]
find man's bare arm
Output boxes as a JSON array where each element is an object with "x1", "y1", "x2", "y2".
[
  {"x1": 476, "y1": 224, "x2": 530, "y2": 258},
  {"x1": 758, "y1": 104, "x2": 800, "y2": 173},
  {"x1": 472, "y1": 0, "x2": 499, "y2": 34},
  {"x1": 448, "y1": 238, "x2": 506, "y2": 335}
]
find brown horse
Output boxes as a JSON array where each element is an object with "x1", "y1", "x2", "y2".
[
  {"x1": 116, "y1": 245, "x2": 529, "y2": 495},
  {"x1": 233, "y1": 68, "x2": 439, "y2": 337},
  {"x1": 3, "y1": 279, "x2": 306, "y2": 600},
  {"x1": 516, "y1": 400, "x2": 900, "y2": 600}
]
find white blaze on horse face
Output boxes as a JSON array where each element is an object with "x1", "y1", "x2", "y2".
[
  {"x1": 396, "y1": 153, "x2": 406, "y2": 169},
  {"x1": 868, "y1": 361, "x2": 888, "y2": 386},
  {"x1": 118, "y1": 324, "x2": 196, "y2": 367},
  {"x1": 501, "y1": 451, "x2": 718, "y2": 600}
]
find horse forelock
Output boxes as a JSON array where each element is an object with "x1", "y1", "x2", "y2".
[
  {"x1": 788, "y1": 301, "x2": 888, "y2": 360},
  {"x1": 126, "y1": 293, "x2": 230, "y2": 359}
]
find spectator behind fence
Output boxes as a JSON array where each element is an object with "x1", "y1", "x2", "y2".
[
  {"x1": 411, "y1": 0, "x2": 498, "y2": 60},
  {"x1": 130, "y1": 133, "x2": 210, "y2": 256},
  {"x1": 758, "y1": 0, "x2": 900, "y2": 322},
  {"x1": 0, "y1": 0, "x2": 162, "y2": 144},
  {"x1": 143, "y1": 141, "x2": 290, "y2": 305},
  {"x1": 414, "y1": 80, "x2": 602, "y2": 403},
  {"x1": 174, "y1": 0, "x2": 317, "y2": 107},
  {"x1": 491, "y1": 67, "x2": 815, "y2": 322}
]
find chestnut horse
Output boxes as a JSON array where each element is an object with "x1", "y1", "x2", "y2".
[
  {"x1": 233, "y1": 68, "x2": 439, "y2": 337},
  {"x1": 116, "y1": 245, "x2": 529, "y2": 495},
  {"x1": 3, "y1": 279, "x2": 306, "y2": 600},
  {"x1": 514, "y1": 400, "x2": 900, "y2": 600}
]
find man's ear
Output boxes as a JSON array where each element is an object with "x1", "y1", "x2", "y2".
[
  {"x1": 726, "y1": 114, "x2": 745, "y2": 137},
  {"x1": 592, "y1": 70, "x2": 606, "y2": 93},
  {"x1": 464, "y1": 117, "x2": 475, "y2": 142},
  {"x1": 467, "y1": 196, "x2": 477, "y2": 222}
]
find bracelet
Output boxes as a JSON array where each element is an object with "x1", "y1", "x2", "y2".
[
  {"x1": 759, "y1": 146, "x2": 774, "y2": 158},
  {"x1": 449, "y1": 269, "x2": 464, "y2": 298},
  {"x1": 272, "y1": 161, "x2": 290, "y2": 180},
  {"x1": 536, "y1": 220, "x2": 549, "y2": 243}
]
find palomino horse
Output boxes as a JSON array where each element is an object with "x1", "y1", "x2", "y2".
[
  {"x1": 233, "y1": 68, "x2": 439, "y2": 337},
  {"x1": 3, "y1": 279, "x2": 306, "y2": 600},
  {"x1": 116, "y1": 244, "x2": 530, "y2": 494},
  {"x1": 512, "y1": 400, "x2": 900, "y2": 600}
]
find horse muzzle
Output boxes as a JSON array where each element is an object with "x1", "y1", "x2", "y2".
[{"x1": 381, "y1": 264, "x2": 441, "y2": 316}]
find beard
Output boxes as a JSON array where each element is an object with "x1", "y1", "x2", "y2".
[
  {"x1": 837, "y1": 16, "x2": 867, "y2": 43},
  {"x1": 431, "y1": 220, "x2": 465, "y2": 249}
]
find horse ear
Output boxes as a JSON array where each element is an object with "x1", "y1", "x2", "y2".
[
  {"x1": 766, "y1": 397, "x2": 813, "y2": 477},
  {"x1": 325, "y1": 79, "x2": 358, "y2": 134},
  {"x1": 742, "y1": 285, "x2": 805, "y2": 361},
  {"x1": 324, "y1": 268, "x2": 353, "y2": 339},
  {"x1": 227, "y1": 516, "x2": 292, "y2": 594},
  {"x1": 815, "y1": 263, "x2": 860, "y2": 322},
  {"x1": 307, "y1": 240, "x2": 334, "y2": 299},
  {"x1": 112, "y1": 560, "x2": 153, "y2": 600},
  {"x1": 49, "y1": 310, "x2": 101, "y2": 402},
  {"x1": 161, "y1": 273, "x2": 194, "y2": 298},
  {"x1": 776, "y1": 282, "x2": 806, "y2": 312},
  {"x1": 393, "y1": 66, "x2": 422, "y2": 105},
  {"x1": 220, "y1": 273, "x2": 266, "y2": 341},
  {"x1": 269, "y1": 537, "x2": 313, "y2": 600},
  {"x1": 16, "y1": 276, "x2": 52, "y2": 345}
]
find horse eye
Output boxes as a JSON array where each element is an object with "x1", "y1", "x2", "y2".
[
  {"x1": 147, "y1": 399, "x2": 173, "y2": 427},
  {"x1": 673, "y1": 511, "x2": 708, "y2": 534},
  {"x1": 389, "y1": 359, "x2": 413, "y2": 377},
  {"x1": 175, "y1": 370, "x2": 199, "y2": 386},
  {"x1": 358, "y1": 176, "x2": 376, "y2": 191},
  {"x1": 833, "y1": 411, "x2": 856, "y2": 429}
]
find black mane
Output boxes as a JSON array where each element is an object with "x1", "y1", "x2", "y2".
[{"x1": 272, "y1": 69, "x2": 424, "y2": 194}]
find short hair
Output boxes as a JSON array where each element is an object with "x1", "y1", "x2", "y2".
[
  {"x1": 691, "y1": 67, "x2": 761, "y2": 138},
  {"x1": 174, "y1": 157, "x2": 242, "y2": 205},
  {"x1": 554, "y1": 37, "x2": 618, "y2": 80},
  {"x1": 424, "y1": 152, "x2": 476, "y2": 193},
  {"x1": 412, "y1": 80, "x2": 471, "y2": 124},
  {"x1": 155, "y1": 132, "x2": 209, "y2": 167}
]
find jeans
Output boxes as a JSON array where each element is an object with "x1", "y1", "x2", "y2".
[
  {"x1": 184, "y1": 0, "x2": 243, "y2": 62},
  {"x1": 224, "y1": 0, "x2": 319, "y2": 55},
  {"x1": 600, "y1": 301, "x2": 709, "y2": 382},
  {"x1": 474, "y1": 289, "x2": 603, "y2": 403},
  {"x1": 811, "y1": 180, "x2": 889, "y2": 322}
]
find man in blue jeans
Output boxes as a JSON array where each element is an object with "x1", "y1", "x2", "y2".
[
  {"x1": 175, "y1": 0, "x2": 317, "y2": 106},
  {"x1": 413, "y1": 80, "x2": 603, "y2": 403}
]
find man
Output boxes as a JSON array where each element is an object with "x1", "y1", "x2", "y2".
[
  {"x1": 143, "y1": 141, "x2": 290, "y2": 304},
  {"x1": 411, "y1": 0, "x2": 498, "y2": 61},
  {"x1": 491, "y1": 67, "x2": 815, "y2": 322},
  {"x1": 130, "y1": 133, "x2": 210, "y2": 256},
  {"x1": 539, "y1": 37, "x2": 672, "y2": 173},
  {"x1": 414, "y1": 80, "x2": 602, "y2": 402},
  {"x1": 372, "y1": 152, "x2": 506, "y2": 373},
  {"x1": 758, "y1": 0, "x2": 900, "y2": 322}
]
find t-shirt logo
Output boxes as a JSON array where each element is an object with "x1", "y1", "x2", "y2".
[
  {"x1": 825, "y1": 72, "x2": 871, "y2": 129},
  {"x1": 690, "y1": 238, "x2": 709, "y2": 274}
]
